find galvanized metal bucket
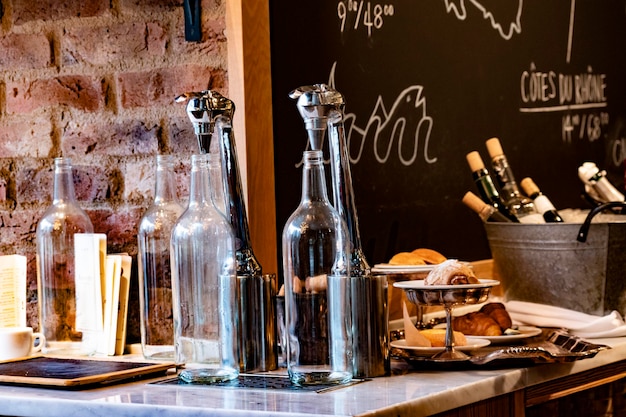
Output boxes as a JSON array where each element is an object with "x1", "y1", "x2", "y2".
[{"x1": 484, "y1": 203, "x2": 626, "y2": 316}]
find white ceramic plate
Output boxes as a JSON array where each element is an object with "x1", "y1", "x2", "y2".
[
  {"x1": 470, "y1": 326, "x2": 542, "y2": 344},
  {"x1": 372, "y1": 264, "x2": 436, "y2": 273},
  {"x1": 393, "y1": 279, "x2": 500, "y2": 290},
  {"x1": 390, "y1": 337, "x2": 491, "y2": 356}
]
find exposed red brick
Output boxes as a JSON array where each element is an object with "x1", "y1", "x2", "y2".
[
  {"x1": 12, "y1": 1, "x2": 109, "y2": 25},
  {"x1": 61, "y1": 120, "x2": 160, "y2": 157},
  {"x1": 1, "y1": 0, "x2": 228, "y2": 337},
  {"x1": 5, "y1": 76, "x2": 106, "y2": 114},
  {"x1": 0, "y1": 33, "x2": 52, "y2": 69},
  {"x1": 119, "y1": 0, "x2": 183, "y2": 11},
  {"x1": 72, "y1": 163, "x2": 111, "y2": 202},
  {"x1": 0, "y1": 207, "x2": 41, "y2": 246},
  {"x1": 0, "y1": 115, "x2": 54, "y2": 158},
  {"x1": 89, "y1": 206, "x2": 144, "y2": 251},
  {"x1": 117, "y1": 65, "x2": 225, "y2": 109},
  {"x1": 167, "y1": 116, "x2": 199, "y2": 154},
  {"x1": 170, "y1": 13, "x2": 226, "y2": 56},
  {"x1": 16, "y1": 161, "x2": 109, "y2": 204},
  {"x1": 124, "y1": 158, "x2": 158, "y2": 202},
  {"x1": 62, "y1": 22, "x2": 167, "y2": 66},
  {"x1": 15, "y1": 165, "x2": 54, "y2": 205}
]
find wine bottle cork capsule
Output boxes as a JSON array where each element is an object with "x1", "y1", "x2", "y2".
[
  {"x1": 462, "y1": 191, "x2": 487, "y2": 213},
  {"x1": 520, "y1": 177, "x2": 539, "y2": 196},
  {"x1": 466, "y1": 151, "x2": 486, "y2": 172},
  {"x1": 485, "y1": 137, "x2": 504, "y2": 158}
]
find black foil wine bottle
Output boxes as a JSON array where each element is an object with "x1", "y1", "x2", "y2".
[
  {"x1": 466, "y1": 151, "x2": 519, "y2": 222},
  {"x1": 485, "y1": 137, "x2": 544, "y2": 223}
]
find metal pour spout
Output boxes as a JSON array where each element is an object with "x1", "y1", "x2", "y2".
[
  {"x1": 175, "y1": 90, "x2": 235, "y2": 153},
  {"x1": 289, "y1": 84, "x2": 344, "y2": 151},
  {"x1": 289, "y1": 84, "x2": 370, "y2": 276}
]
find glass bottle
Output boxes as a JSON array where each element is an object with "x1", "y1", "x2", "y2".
[
  {"x1": 170, "y1": 153, "x2": 239, "y2": 383},
  {"x1": 485, "y1": 137, "x2": 543, "y2": 223},
  {"x1": 177, "y1": 90, "x2": 275, "y2": 372},
  {"x1": 36, "y1": 157, "x2": 94, "y2": 355},
  {"x1": 462, "y1": 191, "x2": 516, "y2": 222},
  {"x1": 282, "y1": 150, "x2": 352, "y2": 386},
  {"x1": 520, "y1": 177, "x2": 564, "y2": 223},
  {"x1": 466, "y1": 151, "x2": 519, "y2": 222},
  {"x1": 137, "y1": 154, "x2": 185, "y2": 360}
]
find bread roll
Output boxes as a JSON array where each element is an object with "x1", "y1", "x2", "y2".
[
  {"x1": 411, "y1": 248, "x2": 447, "y2": 264},
  {"x1": 389, "y1": 252, "x2": 426, "y2": 265},
  {"x1": 452, "y1": 311, "x2": 502, "y2": 336},
  {"x1": 424, "y1": 259, "x2": 479, "y2": 285},
  {"x1": 419, "y1": 329, "x2": 467, "y2": 347}
]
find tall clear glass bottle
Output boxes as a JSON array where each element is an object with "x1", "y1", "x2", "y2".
[
  {"x1": 282, "y1": 150, "x2": 352, "y2": 386},
  {"x1": 170, "y1": 153, "x2": 239, "y2": 383},
  {"x1": 36, "y1": 157, "x2": 94, "y2": 355},
  {"x1": 137, "y1": 154, "x2": 184, "y2": 360}
]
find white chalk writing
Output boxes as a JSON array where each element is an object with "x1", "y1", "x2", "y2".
[{"x1": 337, "y1": 1, "x2": 395, "y2": 37}]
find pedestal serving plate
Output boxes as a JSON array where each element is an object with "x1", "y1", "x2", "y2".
[{"x1": 394, "y1": 279, "x2": 499, "y2": 361}]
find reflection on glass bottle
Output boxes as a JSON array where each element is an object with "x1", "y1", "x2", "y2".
[
  {"x1": 36, "y1": 157, "x2": 94, "y2": 355},
  {"x1": 282, "y1": 150, "x2": 352, "y2": 386},
  {"x1": 170, "y1": 153, "x2": 239, "y2": 383},
  {"x1": 137, "y1": 154, "x2": 184, "y2": 360}
]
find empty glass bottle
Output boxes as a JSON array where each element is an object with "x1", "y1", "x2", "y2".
[
  {"x1": 137, "y1": 154, "x2": 184, "y2": 360},
  {"x1": 170, "y1": 153, "x2": 239, "y2": 383},
  {"x1": 36, "y1": 157, "x2": 94, "y2": 355},
  {"x1": 282, "y1": 150, "x2": 352, "y2": 386}
]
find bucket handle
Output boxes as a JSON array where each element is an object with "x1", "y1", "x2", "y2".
[{"x1": 577, "y1": 202, "x2": 626, "y2": 242}]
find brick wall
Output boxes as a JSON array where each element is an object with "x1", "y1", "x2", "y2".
[{"x1": 0, "y1": 0, "x2": 228, "y2": 344}]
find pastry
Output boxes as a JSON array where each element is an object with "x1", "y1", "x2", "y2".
[
  {"x1": 480, "y1": 302, "x2": 513, "y2": 330},
  {"x1": 419, "y1": 328, "x2": 467, "y2": 347},
  {"x1": 411, "y1": 248, "x2": 447, "y2": 264},
  {"x1": 389, "y1": 252, "x2": 426, "y2": 265},
  {"x1": 452, "y1": 311, "x2": 502, "y2": 336},
  {"x1": 424, "y1": 259, "x2": 479, "y2": 285}
]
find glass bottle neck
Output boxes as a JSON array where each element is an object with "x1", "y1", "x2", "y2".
[
  {"x1": 301, "y1": 150, "x2": 329, "y2": 203},
  {"x1": 189, "y1": 154, "x2": 214, "y2": 206},
  {"x1": 154, "y1": 155, "x2": 178, "y2": 204},
  {"x1": 52, "y1": 157, "x2": 77, "y2": 204}
]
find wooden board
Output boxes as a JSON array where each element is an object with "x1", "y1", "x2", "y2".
[{"x1": 0, "y1": 356, "x2": 174, "y2": 388}]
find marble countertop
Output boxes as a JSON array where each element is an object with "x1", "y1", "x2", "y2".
[{"x1": 0, "y1": 336, "x2": 624, "y2": 417}]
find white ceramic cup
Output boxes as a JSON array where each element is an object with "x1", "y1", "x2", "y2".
[{"x1": 0, "y1": 327, "x2": 46, "y2": 360}]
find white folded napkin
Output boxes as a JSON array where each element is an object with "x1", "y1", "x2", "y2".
[{"x1": 506, "y1": 300, "x2": 626, "y2": 338}]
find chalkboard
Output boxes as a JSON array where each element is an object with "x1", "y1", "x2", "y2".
[{"x1": 269, "y1": 1, "x2": 626, "y2": 267}]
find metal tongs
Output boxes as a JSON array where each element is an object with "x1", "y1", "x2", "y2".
[{"x1": 469, "y1": 330, "x2": 609, "y2": 365}]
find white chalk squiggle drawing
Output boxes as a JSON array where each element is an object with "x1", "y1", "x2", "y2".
[
  {"x1": 443, "y1": 0, "x2": 523, "y2": 40},
  {"x1": 328, "y1": 62, "x2": 436, "y2": 167}
]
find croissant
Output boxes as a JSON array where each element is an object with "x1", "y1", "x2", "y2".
[
  {"x1": 424, "y1": 259, "x2": 479, "y2": 285},
  {"x1": 452, "y1": 311, "x2": 502, "y2": 336},
  {"x1": 480, "y1": 303, "x2": 513, "y2": 330}
]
